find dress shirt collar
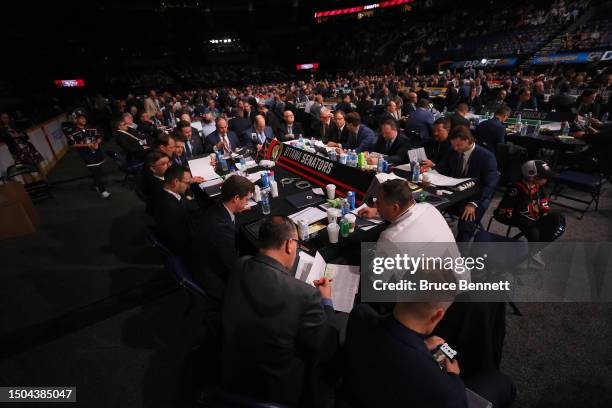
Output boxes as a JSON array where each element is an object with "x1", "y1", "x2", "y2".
[
  {"x1": 154, "y1": 175, "x2": 164, "y2": 181},
  {"x1": 223, "y1": 202, "x2": 236, "y2": 223},
  {"x1": 164, "y1": 188, "x2": 181, "y2": 201}
]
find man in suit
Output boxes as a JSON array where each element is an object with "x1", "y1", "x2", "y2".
[
  {"x1": 143, "y1": 90, "x2": 161, "y2": 117},
  {"x1": 509, "y1": 88, "x2": 538, "y2": 111},
  {"x1": 341, "y1": 302, "x2": 515, "y2": 408},
  {"x1": 405, "y1": 98, "x2": 435, "y2": 143},
  {"x1": 258, "y1": 103, "x2": 282, "y2": 136},
  {"x1": 548, "y1": 83, "x2": 575, "y2": 113},
  {"x1": 436, "y1": 125, "x2": 499, "y2": 242},
  {"x1": 337, "y1": 112, "x2": 377, "y2": 154},
  {"x1": 278, "y1": 110, "x2": 305, "y2": 142},
  {"x1": 335, "y1": 94, "x2": 354, "y2": 114},
  {"x1": 228, "y1": 108, "x2": 252, "y2": 136},
  {"x1": 325, "y1": 110, "x2": 350, "y2": 146},
  {"x1": 423, "y1": 117, "x2": 453, "y2": 169},
  {"x1": 205, "y1": 117, "x2": 242, "y2": 154},
  {"x1": 445, "y1": 83, "x2": 460, "y2": 111},
  {"x1": 115, "y1": 116, "x2": 150, "y2": 164},
  {"x1": 401, "y1": 91, "x2": 418, "y2": 116},
  {"x1": 173, "y1": 139, "x2": 189, "y2": 167},
  {"x1": 175, "y1": 120, "x2": 204, "y2": 158},
  {"x1": 311, "y1": 107, "x2": 334, "y2": 140},
  {"x1": 201, "y1": 175, "x2": 254, "y2": 282},
  {"x1": 141, "y1": 150, "x2": 171, "y2": 207},
  {"x1": 242, "y1": 114, "x2": 275, "y2": 150},
  {"x1": 200, "y1": 112, "x2": 217, "y2": 137},
  {"x1": 222, "y1": 215, "x2": 337, "y2": 407},
  {"x1": 448, "y1": 103, "x2": 471, "y2": 129},
  {"x1": 369, "y1": 120, "x2": 411, "y2": 164},
  {"x1": 474, "y1": 105, "x2": 511, "y2": 153},
  {"x1": 378, "y1": 100, "x2": 402, "y2": 128},
  {"x1": 138, "y1": 112, "x2": 159, "y2": 146},
  {"x1": 151, "y1": 165, "x2": 198, "y2": 262}
]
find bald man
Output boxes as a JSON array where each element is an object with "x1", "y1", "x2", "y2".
[
  {"x1": 205, "y1": 117, "x2": 242, "y2": 154},
  {"x1": 402, "y1": 91, "x2": 418, "y2": 116},
  {"x1": 242, "y1": 114, "x2": 275, "y2": 150},
  {"x1": 278, "y1": 110, "x2": 305, "y2": 142}
]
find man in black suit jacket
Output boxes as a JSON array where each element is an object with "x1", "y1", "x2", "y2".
[
  {"x1": 474, "y1": 105, "x2": 511, "y2": 153},
  {"x1": 175, "y1": 120, "x2": 204, "y2": 158},
  {"x1": 228, "y1": 108, "x2": 252, "y2": 136},
  {"x1": 334, "y1": 94, "x2": 354, "y2": 114},
  {"x1": 548, "y1": 82, "x2": 575, "y2": 113},
  {"x1": 141, "y1": 150, "x2": 171, "y2": 207},
  {"x1": 448, "y1": 103, "x2": 471, "y2": 129},
  {"x1": 201, "y1": 175, "x2": 254, "y2": 282},
  {"x1": 325, "y1": 110, "x2": 350, "y2": 146},
  {"x1": 341, "y1": 302, "x2": 515, "y2": 408},
  {"x1": 377, "y1": 100, "x2": 403, "y2": 129},
  {"x1": 311, "y1": 107, "x2": 334, "y2": 140},
  {"x1": 204, "y1": 117, "x2": 242, "y2": 154},
  {"x1": 436, "y1": 125, "x2": 499, "y2": 242},
  {"x1": 258, "y1": 103, "x2": 282, "y2": 136},
  {"x1": 115, "y1": 117, "x2": 150, "y2": 164},
  {"x1": 151, "y1": 165, "x2": 198, "y2": 262},
  {"x1": 369, "y1": 119, "x2": 412, "y2": 164},
  {"x1": 424, "y1": 117, "x2": 453, "y2": 168},
  {"x1": 222, "y1": 216, "x2": 338, "y2": 407},
  {"x1": 278, "y1": 110, "x2": 305, "y2": 142}
]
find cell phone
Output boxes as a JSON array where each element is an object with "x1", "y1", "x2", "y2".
[{"x1": 432, "y1": 342, "x2": 458, "y2": 369}]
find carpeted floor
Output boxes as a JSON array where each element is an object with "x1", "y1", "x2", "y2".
[{"x1": 0, "y1": 146, "x2": 611, "y2": 407}]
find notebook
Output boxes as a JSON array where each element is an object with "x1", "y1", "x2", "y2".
[{"x1": 285, "y1": 190, "x2": 327, "y2": 209}]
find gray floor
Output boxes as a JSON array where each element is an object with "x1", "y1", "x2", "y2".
[{"x1": 0, "y1": 147, "x2": 611, "y2": 407}]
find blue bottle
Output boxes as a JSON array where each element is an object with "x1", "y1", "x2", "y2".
[
  {"x1": 411, "y1": 161, "x2": 420, "y2": 182},
  {"x1": 261, "y1": 171, "x2": 269, "y2": 188},
  {"x1": 346, "y1": 191, "x2": 355, "y2": 210}
]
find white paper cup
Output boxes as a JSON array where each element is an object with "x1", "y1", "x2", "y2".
[
  {"x1": 421, "y1": 172, "x2": 431, "y2": 186},
  {"x1": 327, "y1": 222, "x2": 340, "y2": 243},
  {"x1": 327, "y1": 207, "x2": 339, "y2": 224},
  {"x1": 344, "y1": 214, "x2": 356, "y2": 233},
  {"x1": 326, "y1": 184, "x2": 336, "y2": 199}
]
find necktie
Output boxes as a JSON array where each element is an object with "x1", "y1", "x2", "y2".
[
  {"x1": 323, "y1": 123, "x2": 328, "y2": 137},
  {"x1": 185, "y1": 141, "x2": 192, "y2": 157},
  {"x1": 456, "y1": 153, "x2": 465, "y2": 177},
  {"x1": 288, "y1": 125, "x2": 292, "y2": 135},
  {"x1": 223, "y1": 135, "x2": 231, "y2": 153},
  {"x1": 385, "y1": 140, "x2": 392, "y2": 154}
]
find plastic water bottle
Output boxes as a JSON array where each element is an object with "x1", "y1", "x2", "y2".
[
  {"x1": 346, "y1": 191, "x2": 355, "y2": 210},
  {"x1": 298, "y1": 219, "x2": 310, "y2": 241},
  {"x1": 520, "y1": 122, "x2": 528, "y2": 136},
  {"x1": 377, "y1": 158, "x2": 384, "y2": 173},
  {"x1": 261, "y1": 171, "x2": 270, "y2": 188},
  {"x1": 341, "y1": 199, "x2": 350, "y2": 216},
  {"x1": 602, "y1": 112, "x2": 609, "y2": 123},
  {"x1": 533, "y1": 120, "x2": 541, "y2": 136},
  {"x1": 298, "y1": 134, "x2": 304, "y2": 146},
  {"x1": 561, "y1": 121, "x2": 570, "y2": 136},
  {"x1": 220, "y1": 156, "x2": 229, "y2": 172},
  {"x1": 357, "y1": 152, "x2": 366, "y2": 169},
  {"x1": 261, "y1": 191, "x2": 271, "y2": 215},
  {"x1": 411, "y1": 161, "x2": 420, "y2": 182}
]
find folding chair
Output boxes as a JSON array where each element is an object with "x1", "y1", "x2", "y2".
[
  {"x1": 550, "y1": 170, "x2": 605, "y2": 219},
  {"x1": 106, "y1": 151, "x2": 143, "y2": 184},
  {"x1": 6, "y1": 163, "x2": 53, "y2": 202}
]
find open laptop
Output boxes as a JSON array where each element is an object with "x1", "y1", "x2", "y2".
[{"x1": 285, "y1": 190, "x2": 326, "y2": 209}]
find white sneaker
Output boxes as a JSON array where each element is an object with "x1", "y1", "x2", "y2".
[{"x1": 100, "y1": 191, "x2": 111, "y2": 199}]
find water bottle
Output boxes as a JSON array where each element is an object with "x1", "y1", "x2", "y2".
[
  {"x1": 411, "y1": 161, "x2": 420, "y2": 182},
  {"x1": 561, "y1": 121, "x2": 570, "y2": 136},
  {"x1": 351, "y1": 150, "x2": 358, "y2": 167},
  {"x1": 533, "y1": 120, "x2": 541, "y2": 136},
  {"x1": 377, "y1": 158, "x2": 384, "y2": 173},
  {"x1": 239, "y1": 157, "x2": 246, "y2": 169},
  {"x1": 602, "y1": 112, "x2": 609, "y2": 123},
  {"x1": 520, "y1": 122, "x2": 528, "y2": 136},
  {"x1": 261, "y1": 191, "x2": 271, "y2": 215},
  {"x1": 298, "y1": 134, "x2": 304, "y2": 146},
  {"x1": 261, "y1": 171, "x2": 270, "y2": 189},
  {"x1": 341, "y1": 199, "x2": 350, "y2": 216},
  {"x1": 220, "y1": 156, "x2": 229, "y2": 172},
  {"x1": 346, "y1": 191, "x2": 355, "y2": 210},
  {"x1": 357, "y1": 152, "x2": 366, "y2": 169}
]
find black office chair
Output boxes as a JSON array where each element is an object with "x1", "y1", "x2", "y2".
[
  {"x1": 106, "y1": 151, "x2": 143, "y2": 184},
  {"x1": 6, "y1": 163, "x2": 53, "y2": 202},
  {"x1": 550, "y1": 169, "x2": 605, "y2": 219}
]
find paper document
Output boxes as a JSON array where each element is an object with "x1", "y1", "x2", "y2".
[
  {"x1": 407, "y1": 148, "x2": 428, "y2": 164},
  {"x1": 295, "y1": 252, "x2": 360, "y2": 313},
  {"x1": 351, "y1": 203, "x2": 384, "y2": 224},
  {"x1": 247, "y1": 199, "x2": 258, "y2": 208},
  {"x1": 236, "y1": 160, "x2": 257, "y2": 170},
  {"x1": 374, "y1": 172, "x2": 405, "y2": 183},
  {"x1": 188, "y1": 156, "x2": 220, "y2": 181},
  {"x1": 289, "y1": 207, "x2": 327, "y2": 225},
  {"x1": 425, "y1": 170, "x2": 473, "y2": 187},
  {"x1": 394, "y1": 163, "x2": 412, "y2": 172},
  {"x1": 199, "y1": 178, "x2": 223, "y2": 189}
]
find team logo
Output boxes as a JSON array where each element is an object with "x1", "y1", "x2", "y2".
[{"x1": 270, "y1": 141, "x2": 283, "y2": 161}]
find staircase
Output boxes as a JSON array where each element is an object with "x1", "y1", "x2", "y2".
[{"x1": 520, "y1": 5, "x2": 598, "y2": 69}]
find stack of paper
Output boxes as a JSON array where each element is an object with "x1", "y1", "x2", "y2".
[
  {"x1": 425, "y1": 170, "x2": 473, "y2": 187},
  {"x1": 288, "y1": 207, "x2": 327, "y2": 225},
  {"x1": 188, "y1": 156, "x2": 220, "y2": 181},
  {"x1": 407, "y1": 147, "x2": 428, "y2": 163},
  {"x1": 295, "y1": 252, "x2": 360, "y2": 313}
]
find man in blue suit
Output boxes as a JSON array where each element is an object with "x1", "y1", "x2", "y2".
[
  {"x1": 474, "y1": 105, "x2": 511, "y2": 153},
  {"x1": 341, "y1": 302, "x2": 516, "y2": 408},
  {"x1": 242, "y1": 114, "x2": 275, "y2": 150},
  {"x1": 204, "y1": 117, "x2": 242, "y2": 154},
  {"x1": 405, "y1": 98, "x2": 435, "y2": 143},
  {"x1": 436, "y1": 125, "x2": 499, "y2": 242},
  {"x1": 337, "y1": 112, "x2": 376, "y2": 154}
]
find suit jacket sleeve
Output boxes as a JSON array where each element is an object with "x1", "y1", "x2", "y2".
[
  {"x1": 296, "y1": 289, "x2": 338, "y2": 362},
  {"x1": 386, "y1": 137, "x2": 410, "y2": 164},
  {"x1": 211, "y1": 217, "x2": 238, "y2": 276},
  {"x1": 116, "y1": 133, "x2": 144, "y2": 156},
  {"x1": 475, "y1": 151, "x2": 499, "y2": 208}
]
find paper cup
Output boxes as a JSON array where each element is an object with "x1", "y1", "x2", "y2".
[
  {"x1": 327, "y1": 222, "x2": 340, "y2": 243},
  {"x1": 344, "y1": 214, "x2": 356, "y2": 233},
  {"x1": 421, "y1": 172, "x2": 432, "y2": 187},
  {"x1": 326, "y1": 184, "x2": 336, "y2": 199},
  {"x1": 327, "y1": 207, "x2": 339, "y2": 224}
]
